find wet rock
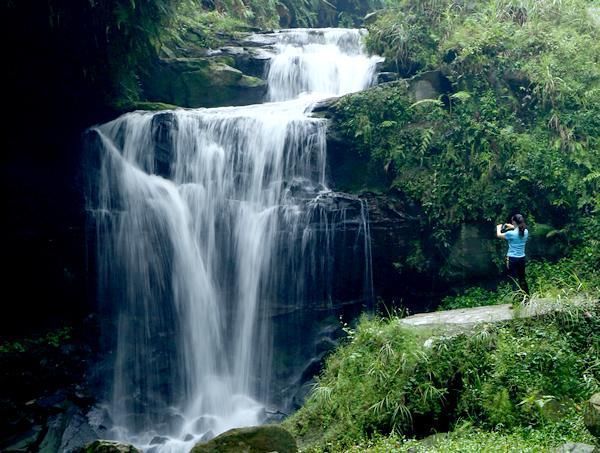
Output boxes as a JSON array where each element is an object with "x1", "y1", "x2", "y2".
[
  {"x1": 151, "y1": 112, "x2": 178, "y2": 178},
  {"x1": 143, "y1": 57, "x2": 267, "y2": 109},
  {"x1": 59, "y1": 410, "x2": 99, "y2": 452},
  {"x1": 299, "y1": 358, "x2": 323, "y2": 382},
  {"x1": 1, "y1": 425, "x2": 43, "y2": 452},
  {"x1": 377, "y1": 72, "x2": 400, "y2": 83},
  {"x1": 199, "y1": 430, "x2": 215, "y2": 442},
  {"x1": 408, "y1": 70, "x2": 452, "y2": 101},
  {"x1": 311, "y1": 97, "x2": 339, "y2": 116},
  {"x1": 225, "y1": 47, "x2": 272, "y2": 78},
  {"x1": 193, "y1": 415, "x2": 217, "y2": 433},
  {"x1": 38, "y1": 413, "x2": 68, "y2": 452},
  {"x1": 150, "y1": 436, "x2": 169, "y2": 445},
  {"x1": 184, "y1": 433, "x2": 195, "y2": 442},
  {"x1": 191, "y1": 425, "x2": 297, "y2": 452},
  {"x1": 83, "y1": 439, "x2": 141, "y2": 453},
  {"x1": 584, "y1": 393, "x2": 600, "y2": 438},
  {"x1": 263, "y1": 409, "x2": 287, "y2": 424},
  {"x1": 315, "y1": 336, "x2": 338, "y2": 355}
]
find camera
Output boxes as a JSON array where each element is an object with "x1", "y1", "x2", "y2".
[{"x1": 500, "y1": 224, "x2": 510, "y2": 233}]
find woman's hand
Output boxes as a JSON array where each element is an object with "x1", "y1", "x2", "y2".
[
  {"x1": 496, "y1": 224, "x2": 505, "y2": 238},
  {"x1": 497, "y1": 223, "x2": 514, "y2": 238}
]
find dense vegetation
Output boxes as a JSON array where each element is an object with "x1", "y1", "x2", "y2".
[
  {"x1": 330, "y1": 0, "x2": 600, "y2": 278},
  {"x1": 285, "y1": 292, "x2": 599, "y2": 451}
]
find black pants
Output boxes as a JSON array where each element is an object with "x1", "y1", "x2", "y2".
[{"x1": 506, "y1": 256, "x2": 529, "y2": 295}]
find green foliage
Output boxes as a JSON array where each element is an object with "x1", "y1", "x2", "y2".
[
  {"x1": 439, "y1": 285, "x2": 513, "y2": 310},
  {"x1": 342, "y1": 417, "x2": 595, "y2": 452},
  {"x1": 167, "y1": 0, "x2": 384, "y2": 42},
  {"x1": 0, "y1": 327, "x2": 72, "y2": 354},
  {"x1": 333, "y1": 0, "x2": 600, "y2": 274},
  {"x1": 285, "y1": 300, "x2": 600, "y2": 451}
]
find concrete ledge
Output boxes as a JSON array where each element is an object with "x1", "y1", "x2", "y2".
[{"x1": 399, "y1": 297, "x2": 594, "y2": 329}]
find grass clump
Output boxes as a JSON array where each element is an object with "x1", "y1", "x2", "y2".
[
  {"x1": 439, "y1": 285, "x2": 513, "y2": 310},
  {"x1": 284, "y1": 298, "x2": 600, "y2": 451},
  {"x1": 343, "y1": 417, "x2": 595, "y2": 452}
]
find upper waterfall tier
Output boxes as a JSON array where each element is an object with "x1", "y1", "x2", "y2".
[{"x1": 250, "y1": 28, "x2": 382, "y2": 101}]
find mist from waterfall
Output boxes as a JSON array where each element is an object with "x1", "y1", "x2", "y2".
[{"x1": 88, "y1": 28, "x2": 380, "y2": 452}]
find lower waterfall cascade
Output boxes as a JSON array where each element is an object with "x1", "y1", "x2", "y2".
[{"x1": 87, "y1": 28, "x2": 382, "y2": 452}]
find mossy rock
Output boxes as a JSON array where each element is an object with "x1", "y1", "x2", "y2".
[
  {"x1": 191, "y1": 425, "x2": 297, "y2": 453},
  {"x1": 143, "y1": 57, "x2": 266, "y2": 108},
  {"x1": 113, "y1": 101, "x2": 179, "y2": 114},
  {"x1": 83, "y1": 440, "x2": 141, "y2": 453},
  {"x1": 584, "y1": 393, "x2": 600, "y2": 438}
]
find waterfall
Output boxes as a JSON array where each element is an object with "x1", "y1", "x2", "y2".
[
  {"x1": 264, "y1": 28, "x2": 379, "y2": 101},
  {"x1": 87, "y1": 28, "x2": 380, "y2": 452}
]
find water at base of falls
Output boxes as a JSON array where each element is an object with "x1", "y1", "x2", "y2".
[{"x1": 87, "y1": 28, "x2": 381, "y2": 452}]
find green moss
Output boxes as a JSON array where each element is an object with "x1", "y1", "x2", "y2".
[
  {"x1": 238, "y1": 74, "x2": 267, "y2": 88},
  {"x1": 113, "y1": 101, "x2": 179, "y2": 113}
]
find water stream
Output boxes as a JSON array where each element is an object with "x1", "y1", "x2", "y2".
[{"x1": 88, "y1": 28, "x2": 381, "y2": 452}]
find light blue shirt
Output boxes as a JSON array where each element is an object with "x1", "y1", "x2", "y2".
[{"x1": 505, "y1": 228, "x2": 528, "y2": 258}]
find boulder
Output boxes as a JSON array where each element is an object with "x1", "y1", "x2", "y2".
[
  {"x1": 408, "y1": 70, "x2": 452, "y2": 102},
  {"x1": 59, "y1": 410, "x2": 99, "y2": 452},
  {"x1": 149, "y1": 436, "x2": 169, "y2": 445},
  {"x1": 442, "y1": 224, "x2": 498, "y2": 281},
  {"x1": 191, "y1": 425, "x2": 297, "y2": 453},
  {"x1": 584, "y1": 393, "x2": 600, "y2": 438},
  {"x1": 83, "y1": 440, "x2": 141, "y2": 453},
  {"x1": 143, "y1": 57, "x2": 267, "y2": 108},
  {"x1": 555, "y1": 442, "x2": 597, "y2": 453}
]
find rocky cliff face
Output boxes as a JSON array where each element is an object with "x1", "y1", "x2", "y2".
[
  {"x1": 141, "y1": 33, "x2": 282, "y2": 108},
  {"x1": 315, "y1": 75, "x2": 570, "y2": 308},
  {"x1": 143, "y1": 56, "x2": 267, "y2": 108}
]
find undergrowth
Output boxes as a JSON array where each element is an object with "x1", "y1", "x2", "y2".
[{"x1": 284, "y1": 287, "x2": 600, "y2": 451}]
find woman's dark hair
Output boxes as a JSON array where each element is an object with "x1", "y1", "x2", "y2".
[{"x1": 512, "y1": 213, "x2": 526, "y2": 237}]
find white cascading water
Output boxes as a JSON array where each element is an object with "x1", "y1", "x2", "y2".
[{"x1": 88, "y1": 28, "x2": 381, "y2": 452}]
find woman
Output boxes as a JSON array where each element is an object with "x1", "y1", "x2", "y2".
[{"x1": 496, "y1": 214, "x2": 529, "y2": 295}]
